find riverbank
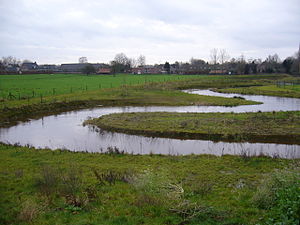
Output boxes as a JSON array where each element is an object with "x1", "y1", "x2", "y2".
[
  {"x1": 1, "y1": 143, "x2": 299, "y2": 225},
  {"x1": 84, "y1": 111, "x2": 300, "y2": 144},
  {"x1": 0, "y1": 88, "x2": 259, "y2": 127},
  {"x1": 217, "y1": 84, "x2": 300, "y2": 98},
  {"x1": 0, "y1": 74, "x2": 295, "y2": 127}
]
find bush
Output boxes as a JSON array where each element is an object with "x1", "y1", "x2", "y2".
[{"x1": 35, "y1": 165, "x2": 90, "y2": 208}]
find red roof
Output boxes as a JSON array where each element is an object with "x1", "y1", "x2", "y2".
[{"x1": 97, "y1": 68, "x2": 111, "y2": 74}]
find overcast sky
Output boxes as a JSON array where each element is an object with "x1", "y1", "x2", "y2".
[{"x1": 0, "y1": 0, "x2": 299, "y2": 64}]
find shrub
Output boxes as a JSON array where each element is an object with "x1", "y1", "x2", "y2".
[
  {"x1": 35, "y1": 165, "x2": 59, "y2": 201},
  {"x1": 93, "y1": 169, "x2": 135, "y2": 185},
  {"x1": 35, "y1": 165, "x2": 91, "y2": 208}
]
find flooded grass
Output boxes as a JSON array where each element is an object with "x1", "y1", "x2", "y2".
[{"x1": 0, "y1": 143, "x2": 299, "y2": 225}]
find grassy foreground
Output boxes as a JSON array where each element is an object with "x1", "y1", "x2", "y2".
[
  {"x1": 1, "y1": 73, "x2": 300, "y2": 224},
  {"x1": 1, "y1": 143, "x2": 299, "y2": 225},
  {"x1": 85, "y1": 111, "x2": 300, "y2": 144}
]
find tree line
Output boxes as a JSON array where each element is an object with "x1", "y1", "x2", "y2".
[{"x1": 1, "y1": 46, "x2": 299, "y2": 75}]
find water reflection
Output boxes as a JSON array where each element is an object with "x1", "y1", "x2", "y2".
[{"x1": 0, "y1": 90, "x2": 299, "y2": 158}]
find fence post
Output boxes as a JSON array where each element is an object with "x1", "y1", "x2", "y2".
[
  {"x1": 40, "y1": 94, "x2": 43, "y2": 103},
  {"x1": 53, "y1": 88, "x2": 56, "y2": 95}
]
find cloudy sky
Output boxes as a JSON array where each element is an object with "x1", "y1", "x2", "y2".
[{"x1": 0, "y1": 0, "x2": 299, "y2": 64}]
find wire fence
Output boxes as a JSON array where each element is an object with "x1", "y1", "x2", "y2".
[{"x1": 0, "y1": 76, "x2": 186, "y2": 107}]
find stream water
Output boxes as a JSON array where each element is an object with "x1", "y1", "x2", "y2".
[{"x1": 0, "y1": 90, "x2": 299, "y2": 158}]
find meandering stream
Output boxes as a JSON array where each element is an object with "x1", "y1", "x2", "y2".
[{"x1": 1, "y1": 90, "x2": 299, "y2": 158}]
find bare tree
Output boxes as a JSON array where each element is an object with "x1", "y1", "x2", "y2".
[
  {"x1": 129, "y1": 58, "x2": 137, "y2": 68},
  {"x1": 297, "y1": 44, "x2": 300, "y2": 74},
  {"x1": 114, "y1": 53, "x2": 128, "y2": 65},
  {"x1": 1, "y1": 56, "x2": 21, "y2": 66},
  {"x1": 219, "y1": 49, "x2": 230, "y2": 65},
  {"x1": 112, "y1": 53, "x2": 131, "y2": 73},
  {"x1": 210, "y1": 48, "x2": 219, "y2": 65},
  {"x1": 236, "y1": 54, "x2": 246, "y2": 74},
  {"x1": 79, "y1": 57, "x2": 88, "y2": 64},
  {"x1": 137, "y1": 55, "x2": 146, "y2": 67}
]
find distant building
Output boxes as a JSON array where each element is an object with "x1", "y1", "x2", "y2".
[
  {"x1": 97, "y1": 68, "x2": 112, "y2": 74},
  {"x1": 209, "y1": 69, "x2": 228, "y2": 75},
  {"x1": 39, "y1": 64, "x2": 61, "y2": 73},
  {"x1": 21, "y1": 62, "x2": 38, "y2": 71},
  {"x1": 131, "y1": 65, "x2": 163, "y2": 74},
  {"x1": 61, "y1": 63, "x2": 104, "y2": 73}
]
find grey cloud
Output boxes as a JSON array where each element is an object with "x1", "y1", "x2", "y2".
[{"x1": 0, "y1": 0, "x2": 299, "y2": 64}]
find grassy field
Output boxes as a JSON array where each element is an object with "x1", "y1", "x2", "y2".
[
  {"x1": 84, "y1": 111, "x2": 300, "y2": 144},
  {"x1": 0, "y1": 73, "x2": 293, "y2": 106},
  {"x1": 0, "y1": 73, "x2": 196, "y2": 101},
  {"x1": 1, "y1": 143, "x2": 299, "y2": 225}
]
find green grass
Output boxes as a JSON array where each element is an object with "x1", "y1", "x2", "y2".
[
  {"x1": 0, "y1": 143, "x2": 299, "y2": 225},
  {"x1": 84, "y1": 111, "x2": 300, "y2": 144},
  {"x1": 218, "y1": 84, "x2": 300, "y2": 98},
  {"x1": 0, "y1": 73, "x2": 293, "y2": 107},
  {"x1": 0, "y1": 89, "x2": 259, "y2": 127},
  {"x1": 1, "y1": 73, "x2": 300, "y2": 224},
  {"x1": 0, "y1": 73, "x2": 197, "y2": 100}
]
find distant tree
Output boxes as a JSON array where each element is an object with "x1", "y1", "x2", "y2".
[
  {"x1": 110, "y1": 60, "x2": 120, "y2": 75},
  {"x1": 190, "y1": 58, "x2": 206, "y2": 66},
  {"x1": 264, "y1": 54, "x2": 282, "y2": 73},
  {"x1": 282, "y1": 57, "x2": 294, "y2": 74},
  {"x1": 210, "y1": 48, "x2": 219, "y2": 65},
  {"x1": 0, "y1": 59, "x2": 4, "y2": 70},
  {"x1": 174, "y1": 61, "x2": 180, "y2": 69},
  {"x1": 114, "y1": 53, "x2": 128, "y2": 65},
  {"x1": 236, "y1": 55, "x2": 246, "y2": 74},
  {"x1": 112, "y1": 53, "x2": 131, "y2": 73},
  {"x1": 244, "y1": 64, "x2": 250, "y2": 74},
  {"x1": 296, "y1": 44, "x2": 300, "y2": 74},
  {"x1": 251, "y1": 61, "x2": 258, "y2": 74},
  {"x1": 219, "y1": 49, "x2": 230, "y2": 65},
  {"x1": 1, "y1": 56, "x2": 21, "y2": 67},
  {"x1": 130, "y1": 58, "x2": 137, "y2": 68},
  {"x1": 164, "y1": 62, "x2": 170, "y2": 74},
  {"x1": 137, "y1": 55, "x2": 146, "y2": 67},
  {"x1": 79, "y1": 57, "x2": 88, "y2": 64},
  {"x1": 82, "y1": 64, "x2": 95, "y2": 75},
  {"x1": 22, "y1": 59, "x2": 33, "y2": 63}
]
